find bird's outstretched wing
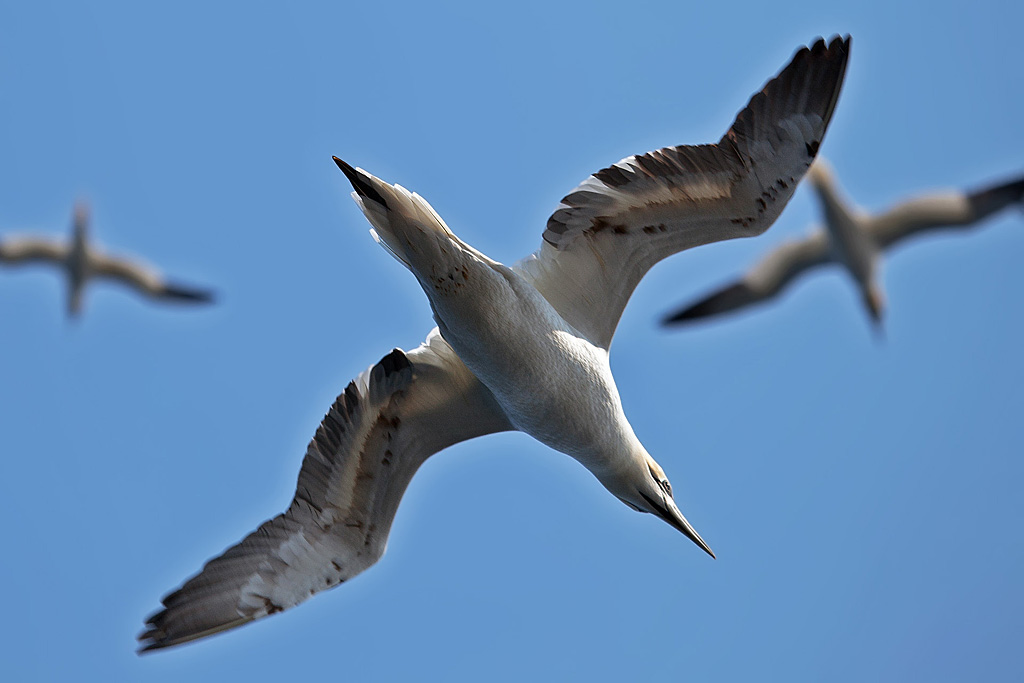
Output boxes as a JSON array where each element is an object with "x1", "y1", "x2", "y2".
[
  {"x1": 90, "y1": 253, "x2": 215, "y2": 303},
  {"x1": 868, "y1": 175, "x2": 1024, "y2": 250},
  {"x1": 138, "y1": 330, "x2": 512, "y2": 651},
  {"x1": 513, "y1": 36, "x2": 850, "y2": 348},
  {"x1": 0, "y1": 236, "x2": 68, "y2": 265},
  {"x1": 661, "y1": 231, "x2": 832, "y2": 325}
]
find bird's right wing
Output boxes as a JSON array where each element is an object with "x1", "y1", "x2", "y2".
[
  {"x1": 90, "y1": 253, "x2": 214, "y2": 303},
  {"x1": 0, "y1": 236, "x2": 67, "y2": 265},
  {"x1": 662, "y1": 230, "x2": 832, "y2": 325},
  {"x1": 138, "y1": 329, "x2": 512, "y2": 652},
  {"x1": 868, "y1": 175, "x2": 1024, "y2": 250}
]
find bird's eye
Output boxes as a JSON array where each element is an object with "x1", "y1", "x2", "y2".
[{"x1": 659, "y1": 479, "x2": 672, "y2": 496}]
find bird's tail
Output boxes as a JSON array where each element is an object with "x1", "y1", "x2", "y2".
[
  {"x1": 333, "y1": 157, "x2": 467, "y2": 274},
  {"x1": 66, "y1": 280, "x2": 84, "y2": 318}
]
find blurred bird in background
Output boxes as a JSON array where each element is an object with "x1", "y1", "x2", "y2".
[
  {"x1": 0, "y1": 202, "x2": 215, "y2": 317},
  {"x1": 661, "y1": 159, "x2": 1024, "y2": 330}
]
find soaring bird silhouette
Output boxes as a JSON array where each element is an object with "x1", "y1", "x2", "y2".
[
  {"x1": 0, "y1": 203, "x2": 214, "y2": 316},
  {"x1": 139, "y1": 36, "x2": 849, "y2": 652},
  {"x1": 662, "y1": 158, "x2": 1024, "y2": 328}
]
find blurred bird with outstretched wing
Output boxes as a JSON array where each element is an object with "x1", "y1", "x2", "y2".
[
  {"x1": 662, "y1": 159, "x2": 1024, "y2": 328},
  {"x1": 0, "y1": 203, "x2": 214, "y2": 316}
]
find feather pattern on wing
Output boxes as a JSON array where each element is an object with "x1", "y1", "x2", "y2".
[
  {"x1": 138, "y1": 331, "x2": 512, "y2": 651},
  {"x1": 514, "y1": 35, "x2": 850, "y2": 347}
]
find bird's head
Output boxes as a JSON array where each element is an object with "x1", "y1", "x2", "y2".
[
  {"x1": 72, "y1": 201, "x2": 90, "y2": 239},
  {"x1": 609, "y1": 454, "x2": 715, "y2": 559}
]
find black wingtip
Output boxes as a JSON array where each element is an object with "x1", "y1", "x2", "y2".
[
  {"x1": 135, "y1": 629, "x2": 197, "y2": 654},
  {"x1": 332, "y1": 155, "x2": 356, "y2": 176},
  {"x1": 661, "y1": 306, "x2": 698, "y2": 327},
  {"x1": 722, "y1": 33, "x2": 850, "y2": 175},
  {"x1": 661, "y1": 283, "x2": 755, "y2": 327},
  {"x1": 136, "y1": 639, "x2": 162, "y2": 655},
  {"x1": 333, "y1": 157, "x2": 388, "y2": 207},
  {"x1": 661, "y1": 300, "x2": 717, "y2": 327},
  {"x1": 163, "y1": 284, "x2": 216, "y2": 304},
  {"x1": 136, "y1": 620, "x2": 168, "y2": 654},
  {"x1": 968, "y1": 175, "x2": 1024, "y2": 216},
  {"x1": 824, "y1": 33, "x2": 851, "y2": 50},
  {"x1": 808, "y1": 34, "x2": 851, "y2": 59}
]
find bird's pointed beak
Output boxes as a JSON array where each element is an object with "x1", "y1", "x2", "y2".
[
  {"x1": 639, "y1": 491, "x2": 716, "y2": 559},
  {"x1": 73, "y1": 201, "x2": 89, "y2": 234}
]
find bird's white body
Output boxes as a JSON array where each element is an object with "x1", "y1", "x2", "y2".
[
  {"x1": 439, "y1": 276, "x2": 629, "y2": 467},
  {"x1": 807, "y1": 161, "x2": 885, "y2": 322},
  {"x1": 354, "y1": 179, "x2": 643, "y2": 484},
  {"x1": 813, "y1": 167, "x2": 875, "y2": 286}
]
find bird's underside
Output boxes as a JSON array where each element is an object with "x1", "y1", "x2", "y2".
[{"x1": 138, "y1": 35, "x2": 850, "y2": 652}]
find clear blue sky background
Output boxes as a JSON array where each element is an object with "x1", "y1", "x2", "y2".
[{"x1": 1, "y1": 1, "x2": 1021, "y2": 681}]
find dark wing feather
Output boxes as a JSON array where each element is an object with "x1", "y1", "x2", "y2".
[
  {"x1": 662, "y1": 231, "x2": 832, "y2": 325},
  {"x1": 515, "y1": 36, "x2": 850, "y2": 348},
  {"x1": 138, "y1": 331, "x2": 511, "y2": 652}
]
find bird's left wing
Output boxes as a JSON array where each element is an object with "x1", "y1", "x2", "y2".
[
  {"x1": 0, "y1": 236, "x2": 68, "y2": 264},
  {"x1": 138, "y1": 329, "x2": 512, "y2": 652},
  {"x1": 91, "y1": 252, "x2": 214, "y2": 303},
  {"x1": 868, "y1": 175, "x2": 1024, "y2": 250},
  {"x1": 513, "y1": 36, "x2": 850, "y2": 348},
  {"x1": 661, "y1": 230, "x2": 832, "y2": 325}
]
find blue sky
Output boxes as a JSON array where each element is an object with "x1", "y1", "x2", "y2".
[{"x1": 1, "y1": 1, "x2": 1022, "y2": 681}]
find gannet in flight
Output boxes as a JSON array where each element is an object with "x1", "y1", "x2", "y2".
[
  {"x1": 662, "y1": 158, "x2": 1024, "y2": 328},
  {"x1": 139, "y1": 36, "x2": 849, "y2": 652},
  {"x1": 0, "y1": 203, "x2": 214, "y2": 316}
]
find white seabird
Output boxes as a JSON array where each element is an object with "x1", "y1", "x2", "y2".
[
  {"x1": 0, "y1": 203, "x2": 214, "y2": 316},
  {"x1": 138, "y1": 36, "x2": 850, "y2": 652},
  {"x1": 662, "y1": 158, "x2": 1024, "y2": 328}
]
